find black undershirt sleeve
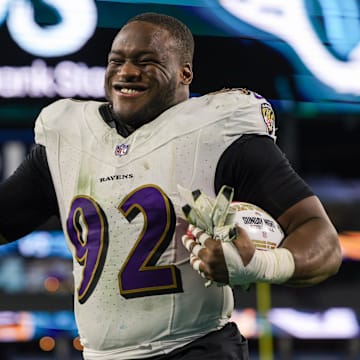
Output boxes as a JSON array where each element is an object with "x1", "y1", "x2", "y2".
[
  {"x1": 0, "y1": 144, "x2": 59, "y2": 242},
  {"x1": 0, "y1": 135, "x2": 311, "y2": 241},
  {"x1": 215, "y1": 134, "x2": 313, "y2": 219}
]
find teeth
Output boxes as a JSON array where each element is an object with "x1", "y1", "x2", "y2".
[{"x1": 120, "y1": 88, "x2": 140, "y2": 94}]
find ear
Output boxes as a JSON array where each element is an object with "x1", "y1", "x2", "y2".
[{"x1": 180, "y1": 63, "x2": 193, "y2": 85}]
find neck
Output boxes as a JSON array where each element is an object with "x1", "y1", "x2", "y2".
[{"x1": 99, "y1": 103, "x2": 134, "y2": 137}]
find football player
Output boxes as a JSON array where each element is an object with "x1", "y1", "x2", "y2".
[{"x1": 0, "y1": 12, "x2": 341, "y2": 360}]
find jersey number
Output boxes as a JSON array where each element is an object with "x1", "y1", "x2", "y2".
[{"x1": 66, "y1": 185, "x2": 183, "y2": 303}]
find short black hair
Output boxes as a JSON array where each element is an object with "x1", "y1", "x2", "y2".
[{"x1": 125, "y1": 12, "x2": 194, "y2": 65}]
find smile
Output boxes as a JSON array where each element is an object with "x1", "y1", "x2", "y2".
[
  {"x1": 120, "y1": 88, "x2": 142, "y2": 95},
  {"x1": 112, "y1": 83, "x2": 147, "y2": 97}
]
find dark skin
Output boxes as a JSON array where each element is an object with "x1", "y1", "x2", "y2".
[
  {"x1": 104, "y1": 20, "x2": 342, "y2": 287},
  {"x1": 190, "y1": 196, "x2": 342, "y2": 287},
  {"x1": 104, "y1": 21, "x2": 193, "y2": 133}
]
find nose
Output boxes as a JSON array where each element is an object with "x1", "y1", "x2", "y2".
[{"x1": 117, "y1": 60, "x2": 141, "y2": 81}]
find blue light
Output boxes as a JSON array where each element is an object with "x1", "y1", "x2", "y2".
[{"x1": 0, "y1": 231, "x2": 71, "y2": 259}]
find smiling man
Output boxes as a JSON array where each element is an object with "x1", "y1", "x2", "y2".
[
  {"x1": 0, "y1": 12, "x2": 341, "y2": 360},
  {"x1": 104, "y1": 18, "x2": 193, "y2": 135}
]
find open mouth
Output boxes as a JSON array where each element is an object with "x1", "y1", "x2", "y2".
[{"x1": 113, "y1": 84, "x2": 147, "y2": 96}]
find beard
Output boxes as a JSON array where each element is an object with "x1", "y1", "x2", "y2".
[{"x1": 107, "y1": 78, "x2": 180, "y2": 133}]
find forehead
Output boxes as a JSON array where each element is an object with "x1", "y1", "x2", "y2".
[{"x1": 111, "y1": 21, "x2": 173, "y2": 54}]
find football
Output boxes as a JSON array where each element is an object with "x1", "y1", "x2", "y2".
[{"x1": 225, "y1": 202, "x2": 284, "y2": 250}]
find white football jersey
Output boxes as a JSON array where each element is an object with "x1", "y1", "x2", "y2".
[{"x1": 34, "y1": 89, "x2": 276, "y2": 359}]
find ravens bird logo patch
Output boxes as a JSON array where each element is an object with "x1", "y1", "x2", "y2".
[{"x1": 261, "y1": 103, "x2": 275, "y2": 135}]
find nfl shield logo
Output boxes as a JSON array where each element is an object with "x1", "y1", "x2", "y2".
[{"x1": 115, "y1": 144, "x2": 129, "y2": 157}]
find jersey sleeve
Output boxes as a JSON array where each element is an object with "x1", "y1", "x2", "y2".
[
  {"x1": 0, "y1": 144, "x2": 59, "y2": 242},
  {"x1": 214, "y1": 134, "x2": 313, "y2": 219}
]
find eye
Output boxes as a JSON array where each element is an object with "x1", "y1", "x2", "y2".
[
  {"x1": 108, "y1": 57, "x2": 123, "y2": 65},
  {"x1": 138, "y1": 58, "x2": 158, "y2": 66}
]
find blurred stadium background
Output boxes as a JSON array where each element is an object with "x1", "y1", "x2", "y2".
[{"x1": 0, "y1": 0, "x2": 359, "y2": 359}]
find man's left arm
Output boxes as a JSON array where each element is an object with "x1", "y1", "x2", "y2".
[
  {"x1": 185, "y1": 195, "x2": 342, "y2": 287},
  {"x1": 277, "y1": 195, "x2": 342, "y2": 286},
  {"x1": 185, "y1": 134, "x2": 342, "y2": 287}
]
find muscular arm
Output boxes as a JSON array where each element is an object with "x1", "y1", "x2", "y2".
[
  {"x1": 214, "y1": 134, "x2": 342, "y2": 286},
  {"x1": 0, "y1": 144, "x2": 59, "y2": 243},
  {"x1": 278, "y1": 196, "x2": 341, "y2": 285}
]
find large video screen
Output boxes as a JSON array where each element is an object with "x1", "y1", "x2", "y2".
[{"x1": 0, "y1": 0, "x2": 359, "y2": 128}]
